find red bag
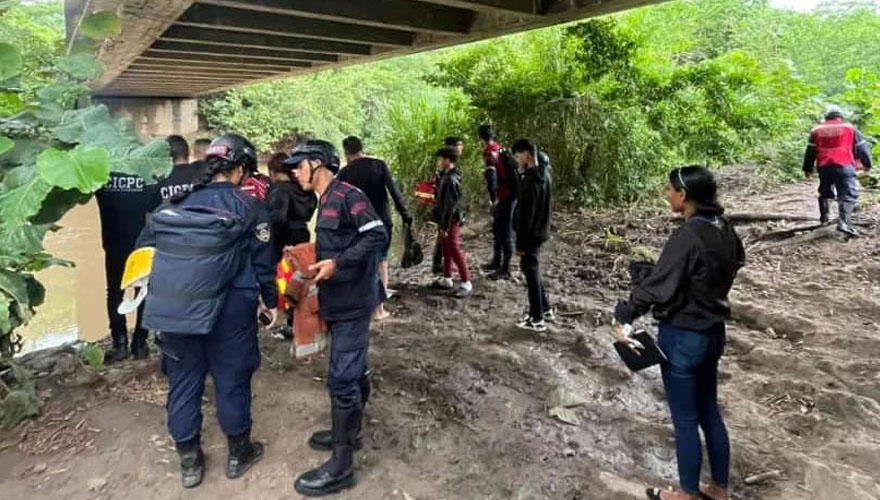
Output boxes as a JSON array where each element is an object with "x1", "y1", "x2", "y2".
[{"x1": 414, "y1": 181, "x2": 436, "y2": 206}]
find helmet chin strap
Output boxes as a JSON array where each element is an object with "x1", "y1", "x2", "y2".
[{"x1": 308, "y1": 159, "x2": 328, "y2": 184}]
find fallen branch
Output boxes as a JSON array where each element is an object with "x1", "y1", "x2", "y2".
[
  {"x1": 726, "y1": 213, "x2": 819, "y2": 224},
  {"x1": 751, "y1": 224, "x2": 823, "y2": 242},
  {"x1": 744, "y1": 469, "x2": 783, "y2": 485}
]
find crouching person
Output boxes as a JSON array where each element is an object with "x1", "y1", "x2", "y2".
[
  {"x1": 138, "y1": 134, "x2": 278, "y2": 488},
  {"x1": 286, "y1": 140, "x2": 388, "y2": 497}
]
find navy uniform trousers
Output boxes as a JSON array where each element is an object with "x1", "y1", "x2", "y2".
[
  {"x1": 327, "y1": 315, "x2": 371, "y2": 411},
  {"x1": 158, "y1": 289, "x2": 261, "y2": 444}
]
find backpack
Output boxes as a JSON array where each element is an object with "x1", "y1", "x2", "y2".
[
  {"x1": 143, "y1": 205, "x2": 252, "y2": 334},
  {"x1": 499, "y1": 148, "x2": 520, "y2": 195}
]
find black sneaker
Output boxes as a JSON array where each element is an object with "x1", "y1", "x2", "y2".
[
  {"x1": 481, "y1": 261, "x2": 500, "y2": 272},
  {"x1": 178, "y1": 448, "x2": 204, "y2": 489},
  {"x1": 226, "y1": 436, "x2": 264, "y2": 479},
  {"x1": 516, "y1": 317, "x2": 547, "y2": 333},
  {"x1": 543, "y1": 307, "x2": 557, "y2": 323},
  {"x1": 488, "y1": 269, "x2": 512, "y2": 281}
]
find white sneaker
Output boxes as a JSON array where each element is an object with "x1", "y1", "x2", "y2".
[
  {"x1": 431, "y1": 277, "x2": 454, "y2": 290},
  {"x1": 543, "y1": 307, "x2": 557, "y2": 323},
  {"x1": 516, "y1": 317, "x2": 547, "y2": 332},
  {"x1": 454, "y1": 281, "x2": 473, "y2": 298}
]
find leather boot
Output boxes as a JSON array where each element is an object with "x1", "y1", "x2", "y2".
[
  {"x1": 818, "y1": 198, "x2": 830, "y2": 225},
  {"x1": 837, "y1": 201, "x2": 858, "y2": 236},
  {"x1": 226, "y1": 431, "x2": 264, "y2": 479},
  {"x1": 295, "y1": 399, "x2": 358, "y2": 497},
  {"x1": 130, "y1": 331, "x2": 150, "y2": 360},
  {"x1": 104, "y1": 332, "x2": 129, "y2": 364},
  {"x1": 175, "y1": 440, "x2": 204, "y2": 489},
  {"x1": 309, "y1": 374, "x2": 369, "y2": 452}
]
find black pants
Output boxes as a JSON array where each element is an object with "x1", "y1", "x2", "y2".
[
  {"x1": 104, "y1": 247, "x2": 147, "y2": 345},
  {"x1": 432, "y1": 239, "x2": 443, "y2": 273},
  {"x1": 327, "y1": 315, "x2": 371, "y2": 411},
  {"x1": 520, "y1": 247, "x2": 550, "y2": 321},
  {"x1": 493, "y1": 198, "x2": 516, "y2": 268}
]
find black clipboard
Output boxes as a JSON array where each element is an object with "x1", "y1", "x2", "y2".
[{"x1": 614, "y1": 330, "x2": 667, "y2": 372}]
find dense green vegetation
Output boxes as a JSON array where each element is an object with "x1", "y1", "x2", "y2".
[
  {"x1": 205, "y1": 0, "x2": 880, "y2": 206},
  {"x1": 0, "y1": 3, "x2": 170, "y2": 357}
]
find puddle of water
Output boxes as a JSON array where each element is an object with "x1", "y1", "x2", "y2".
[{"x1": 18, "y1": 200, "x2": 110, "y2": 354}]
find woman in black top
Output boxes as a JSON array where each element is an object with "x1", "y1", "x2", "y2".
[{"x1": 614, "y1": 166, "x2": 744, "y2": 500}]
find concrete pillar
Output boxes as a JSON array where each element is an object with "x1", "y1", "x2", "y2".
[{"x1": 94, "y1": 97, "x2": 199, "y2": 142}]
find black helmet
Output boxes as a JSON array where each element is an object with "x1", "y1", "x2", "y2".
[
  {"x1": 285, "y1": 139, "x2": 340, "y2": 174},
  {"x1": 206, "y1": 133, "x2": 258, "y2": 172}
]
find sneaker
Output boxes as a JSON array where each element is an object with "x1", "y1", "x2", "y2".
[
  {"x1": 481, "y1": 261, "x2": 500, "y2": 272},
  {"x1": 454, "y1": 282, "x2": 473, "y2": 299},
  {"x1": 543, "y1": 307, "x2": 557, "y2": 323},
  {"x1": 488, "y1": 269, "x2": 512, "y2": 281},
  {"x1": 516, "y1": 317, "x2": 547, "y2": 333},
  {"x1": 431, "y1": 277, "x2": 454, "y2": 290}
]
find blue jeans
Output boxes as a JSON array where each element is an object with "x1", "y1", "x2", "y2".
[
  {"x1": 818, "y1": 165, "x2": 859, "y2": 203},
  {"x1": 657, "y1": 323, "x2": 730, "y2": 495}
]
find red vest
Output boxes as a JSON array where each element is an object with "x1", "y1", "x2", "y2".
[{"x1": 810, "y1": 118, "x2": 856, "y2": 168}]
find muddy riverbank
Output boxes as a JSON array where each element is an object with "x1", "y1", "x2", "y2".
[{"x1": 1, "y1": 167, "x2": 878, "y2": 500}]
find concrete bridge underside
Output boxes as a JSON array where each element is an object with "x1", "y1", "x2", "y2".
[{"x1": 66, "y1": 0, "x2": 665, "y2": 99}]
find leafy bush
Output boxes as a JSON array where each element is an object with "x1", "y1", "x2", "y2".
[{"x1": 0, "y1": 6, "x2": 169, "y2": 357}]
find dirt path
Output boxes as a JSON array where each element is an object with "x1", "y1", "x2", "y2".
[{"x1": 1, "y1": 166, "x2": 878, "y2": 500}]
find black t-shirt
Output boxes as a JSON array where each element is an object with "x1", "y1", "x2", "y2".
[
  {"x1": 95, "y1": 172, "x2": 160, "y2": 253},
  {"x1": 336, "y1": 157, "x2": 410, "y2": 228},
  {"x1": 157, "y1": 161, "x2": 207, "y2": 202}
]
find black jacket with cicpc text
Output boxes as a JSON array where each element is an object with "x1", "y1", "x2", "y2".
[
  {"x1": 615, "y1": 215, "x2": 745, "y2": 331},
  {"x1": 315, "y1": 179, "x2": 388, "y2": 323},
  {"x1": 514, "y1": 152, "x2": 552, "y2": 252}
]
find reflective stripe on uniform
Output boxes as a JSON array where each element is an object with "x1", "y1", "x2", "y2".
[{"x1": 358, "y1": 220, "x2": 384, "y2": 233}]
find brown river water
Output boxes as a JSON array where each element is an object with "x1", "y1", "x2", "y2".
[{"x1": 18, "y1": 200, "x2": 110, "y2": 354}]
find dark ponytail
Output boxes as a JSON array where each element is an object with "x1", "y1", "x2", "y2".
[
  {"x1": 669, "y1": 165, "x2": 725, "y2": 216},
  {"x1": 170, "y1": 157, "x2": 239, "y2": 204}
]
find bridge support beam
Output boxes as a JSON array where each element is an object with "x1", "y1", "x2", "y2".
[{"x1": 95, "y1": 97, "x2": 199, "y2": 142}]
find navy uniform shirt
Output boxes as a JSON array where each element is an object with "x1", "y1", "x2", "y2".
[
  {"x1": 95, "y1": 172, "x2": 160, "y2": 253},
  {"x1": 157, "y1": 161, "x2": 208, "y2": 202},
  {"x1": 315, "y1": 179, "x2": 388, "y2": 322}
]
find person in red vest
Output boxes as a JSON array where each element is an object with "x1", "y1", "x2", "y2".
[{"x1": 803, "y1": 105, "x2": 873, "y2": 235}]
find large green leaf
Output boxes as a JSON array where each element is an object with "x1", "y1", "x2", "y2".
[
  {"x1": 0, "y1": 293, "x2": 10, "y2": 336},
  {"x1": 31, "y1": 188, "x2": 91, "y2": 225},
  {"x1": 110, "y1": 139, "x2": 172, "y2": 181},
  {"x1": 32, "y1": 101, "x2": 64, "y2": 125},
  {"x1": 0, "y1": 168, "x2": 53, "y2": 224},
  {"x1": 36, "y1": 146, "x2": 110, "y2": 193},
  {"x1": 0, "y1": 91, "x2": 25, "y2": 117},
  {"x1": 58, "y1": 53, "x2": 103, "y2": 81},
  {"x1": 52, "y1": 105, "x2": 134, "y2": 148},
  {"x1": 0, "y1": 269, "x2": 28, "y2": 306},
  {"x1": 0, "y1": 223, "x2": 48, "y2": 257},
  {"x1": 0, "y1": 136, "x2": 12, "y2": 156},
  {"x1": 0, "y1": 43, "x2": 21, "y2": 81},
  {"x1": 80, "y1": 11, "x2": 122, "y2": 41}
]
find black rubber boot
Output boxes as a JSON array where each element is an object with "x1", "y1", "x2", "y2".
[
  {"x1": 295, "y1": 399, "x2": 358, "y2": 497},
  {"x1": 818, "y1": 198, "x2": 831, "y2": 225},
  {"x1": 481, "y1": 258, "x2": 501, "y2": 272},
  {"x1": 837, "y1": 201, "x2": 858, "y2": 236},
  {"x1": 104, "y1": 333, "x2": 129, "y2": 364},
  {"x1": 175, "y1": 440, "x2": 204, "y2": 489},
  {"x1": 309, "y1": 374, "x2": 369, "y2": 452},
  {"x1": 226, "y1": 431, "x2": 264, "y2": 479},
  {"x1": 130, "y1": 331, "x2": 150, "y2": 360}
]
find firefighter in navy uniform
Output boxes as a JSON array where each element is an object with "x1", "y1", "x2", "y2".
[
  {"x1": 95, "y1": 171, "x2": 160, "y2": 362},
  {"x1": 804, "y1": 105, "x2": 873, "y2": 235},
  {"x1": 137, "y1": 134, "x2": 278, "y2": 489},
  {"x1": 286, "y1": 140, "x2": 388, "y2": 497}
]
